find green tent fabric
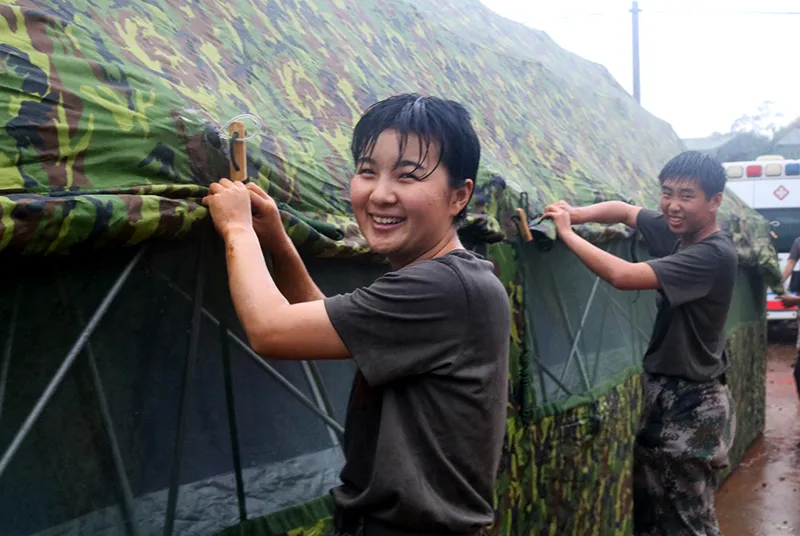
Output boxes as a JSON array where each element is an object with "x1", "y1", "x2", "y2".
[
  {"x1": 0, "y1": 0, "x2": 781, "y2": 283},
  {"x1": 0, "y1": 1, "x2": 776, "y2": 535}
]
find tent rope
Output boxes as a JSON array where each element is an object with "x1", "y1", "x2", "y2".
[{"x1": 512, "y1": 191, "x2": 538, "y2": 423}]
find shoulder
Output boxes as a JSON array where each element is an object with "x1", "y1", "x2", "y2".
[
  {"x1": 636, "y1": 209, "x2": 678, "y2": 257},
  {"x1": 332, "y1": 252, "x2": 470, "y2": 310},
  {"x1": 676, "y1": 232, "x2": 738, "y2": 271},
  {"x1": 705, "y1": 232, "x2": 738, "y2": 264},
  {"x1": 636, "y1": 208, "x2": 665, "y2": 226},
  {"x1": 436, "y1": 250, "x2": 508, "y2": 299},
  {"x1": 394, "y1": 251, "x2": 470, "y2": 294}
]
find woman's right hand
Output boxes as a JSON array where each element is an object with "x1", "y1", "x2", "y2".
[{"x1": 246, "y1": 182, "x2": 285, "y2": 249}]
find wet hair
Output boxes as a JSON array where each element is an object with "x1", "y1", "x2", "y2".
[
  {"x1": 658, "y1": 151, "x2": 727, "y2": 199},
  {"x1": 350, "y1": 94, "x2": 481, "y2": 222}
]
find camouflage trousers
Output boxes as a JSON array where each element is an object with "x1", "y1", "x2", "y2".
[
  {"x1": 325, "y1": 510, "x2": 485, "y2": 536},
  {"x1": 633, "y1": 373, "x2": 736, "y2": 536}
]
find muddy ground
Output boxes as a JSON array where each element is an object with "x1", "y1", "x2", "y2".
[{"x1": 716, "y1": 330, "x2": 800, "y2": 536}]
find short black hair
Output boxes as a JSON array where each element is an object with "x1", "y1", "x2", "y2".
[
  {"x1": 658, "y1": 151, "x2": 727, "y2": 199},
  {"x1": 351, "y1": 94, "x2": 480, "y2": 222}
]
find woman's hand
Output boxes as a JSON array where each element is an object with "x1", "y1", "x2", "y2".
[
  {"x1": 202, "y1": 179, "x2": 253, "y2": 240},
  {"x1": 543, "y1": 203, "x2": 574, "y2": 238}
]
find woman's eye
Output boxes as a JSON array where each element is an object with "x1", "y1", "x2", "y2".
[
  {"x1": 358, "y1": 168, "x2": 375, "y2": 176},
  {"x1": 400, "y1": 173, "x2": 420, "y2": 180}
]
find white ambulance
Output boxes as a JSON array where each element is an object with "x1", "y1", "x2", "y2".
[{"x1": 723, "y1": 155, "x2": 800, "y2": 323}]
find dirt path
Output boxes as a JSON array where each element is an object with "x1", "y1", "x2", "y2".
[{"x1": 716, "y1": 340, "x2": 800, "y2": 536}]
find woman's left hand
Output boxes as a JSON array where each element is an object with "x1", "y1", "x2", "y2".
[{"x1": 202, "y1": 179, "x2": 253, "y2": 239}]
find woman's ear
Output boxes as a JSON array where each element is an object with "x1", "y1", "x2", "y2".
[{"x1": 450, "y1": 179, "x2": 474, "y2": 217}]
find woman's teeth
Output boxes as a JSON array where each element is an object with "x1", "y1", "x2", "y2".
[{"x1": 373, "y1": 216, "x2": 404, "y2": 225}]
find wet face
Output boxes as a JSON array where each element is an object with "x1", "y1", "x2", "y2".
[
  {"x1": 659, "y1": 177, "x2": 721, "y2": 237},
  {"x1": 349, "y1": 129, "x2": 472, "y2": 267}
]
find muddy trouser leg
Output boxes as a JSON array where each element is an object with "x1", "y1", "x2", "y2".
[
  {"x1": 633, "y1": 373, "x2": 736, "y2": 536},
  {"x1": 795, "y1": 350, "x2": 800, "y2": 401}
]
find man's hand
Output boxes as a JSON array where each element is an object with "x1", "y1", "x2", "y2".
[
  {"x1": 544, "y1": 200, "x2": 640, "y2": 228},
  {"x1": 246, "y1": 182, "x2": 285, "y2": 249},
  {"x1": 781, "y1": 294, "x2": 800, "y2": 307},
  {"x1": 543, "y1": 203, "x2": 574, "y2": 237},
  {"x1": 202, "y1": 179, "x2": 253, "y2": 240}
]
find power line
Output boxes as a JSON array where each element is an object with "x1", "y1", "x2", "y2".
[
  {"x1": 548, "y1": 12, "x2": 618, "y2": 20},
  {"x1": 649, "y1": 9, "x2": 800, "y2": 15},
  {"x1": 540, "y1": 9, "x2": 800, "y2": 21}
]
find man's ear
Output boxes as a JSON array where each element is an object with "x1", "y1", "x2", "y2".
[
  {"x1": 710, "y1": 191, "x2": 723, "y2": 211},
  {"x1": 451, "y1": 179, "x2": 474, "y2": 217}
]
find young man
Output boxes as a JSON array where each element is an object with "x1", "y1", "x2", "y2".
[
  {"x1": 544, "y1": 151, "x2": 737, "y2": 536},
  {"x1": 779, "y1": 236, "x2": 800, "y2": 399},
  {"x1": 203, "y1": 95, "x2": 510, "y2": 536}
]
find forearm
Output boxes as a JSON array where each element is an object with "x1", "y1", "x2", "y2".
[
  {"x1": 269, "y1": 232, "x2": 326, "y2": 303},
  {"x1": 560, "y1": 229, "x2": 627, "y2": 282},
  {"x1": 560, "y1": 229, "x2": 656, "y2": 290},
  {"x1": 573, "y1": 201, "x2": 639, "y2": 227},
  {"x1": 224, "y1": 226, "x2": 291, "y2": 345},
  {"x1": 782, "y1": 260, "x2": 796, "y2": 282}
]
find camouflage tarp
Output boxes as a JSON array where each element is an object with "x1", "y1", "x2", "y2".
[
  {"x1": 0, "y1": 0, "x2": 782, "y2": 284},
  {"x1": 0, "y1": 0, "x2": 773, "y2": 535}
]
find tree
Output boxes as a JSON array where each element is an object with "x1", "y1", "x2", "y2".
[
  {"x1": 715, "y1": 131, "x2": 773, "y2": 162},
  {"x1": 730, "y1": 100, "x2": 785, "y2": 137},
  {"x1": 772, "y1": 116, "x2": 800, "y2": 144}
]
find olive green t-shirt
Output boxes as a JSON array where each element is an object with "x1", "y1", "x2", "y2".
[
  {"x1": 324, "y1": 249, "x2": 510, "y2": 533},
  {"x1": 637, "y1": 209, "x2": 738, "y2": 381}
]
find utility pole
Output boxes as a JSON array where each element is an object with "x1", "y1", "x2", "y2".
[{"x1": 630, "y1": 0, "x2": 641, "y2": 104}]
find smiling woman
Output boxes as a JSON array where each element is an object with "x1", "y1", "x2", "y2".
[
  {"x1": 202, "y1": 94, "x2": 511, "y2": 536},
  {"x1": 348, "y1": 95, "x2": 477, "y2": 268}
]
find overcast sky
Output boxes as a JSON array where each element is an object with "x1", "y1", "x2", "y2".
[{"x1": 479, "y1": 0, "x2": 800, "y2": 139}]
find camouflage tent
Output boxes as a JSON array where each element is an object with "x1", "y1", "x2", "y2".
[{"x1": 0, "y1": 0, "x2": 778, "y2": 535}]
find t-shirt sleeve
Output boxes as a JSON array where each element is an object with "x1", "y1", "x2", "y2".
[
  {"x1": 636, "y1": 209, "x2": 678, "y2": 258},
  {"x1": 323, "y1": 260, "x2": 468, "y2": 387},
  {"x1": 790, "y1": 237, "x2": 800, "y2": 261},
  {"x1": 646, "y1": 241, "x2": 726, "y2": 307}
]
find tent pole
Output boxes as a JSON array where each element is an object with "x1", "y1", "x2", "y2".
[
  {"x1": 546, "y1": 265, "x2": 592, "y2": 392},
  {"x1": 559, "y1": 276, "x2": 599, "y2": 390},
  {"x1": 0, "y1": 246, "x2": 145, "y2": 480},
  {"x1": 58, "y1": 280, "x2": 142, "y2": 536},
  {"x1": 300, "y1": 361, "x2": 340, "y2": 447},
  {"x1": 164, "y1": 229, "x2": 210, "y2": 536},
  {"x1": 144, "y1": 261, "x2": 345, "y2": 436},
  {"x1": 598, "y1": 285, "x2": 652, "y2": 341},
  {"x1": 590, "y1": 293, "x2": 612, "y2": 387},
  {"x1": 219, "y1": 320, "x2": 248, "y2": 523},
  {"x1": 306, "y1": 360, "x2": 341, "y2": 448},
  {"x1": 228, "y1": 331, "x2": 345, "y2": 435},
  {"x1": 84, "y1": 341, "x2": 142, "y2": 536},
  {"x1": 531, "y1": 356, "x2": 576, "y2": 397},
  {"x1": 0, "y1": 284, "x2": 21, "y2": 421}
]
